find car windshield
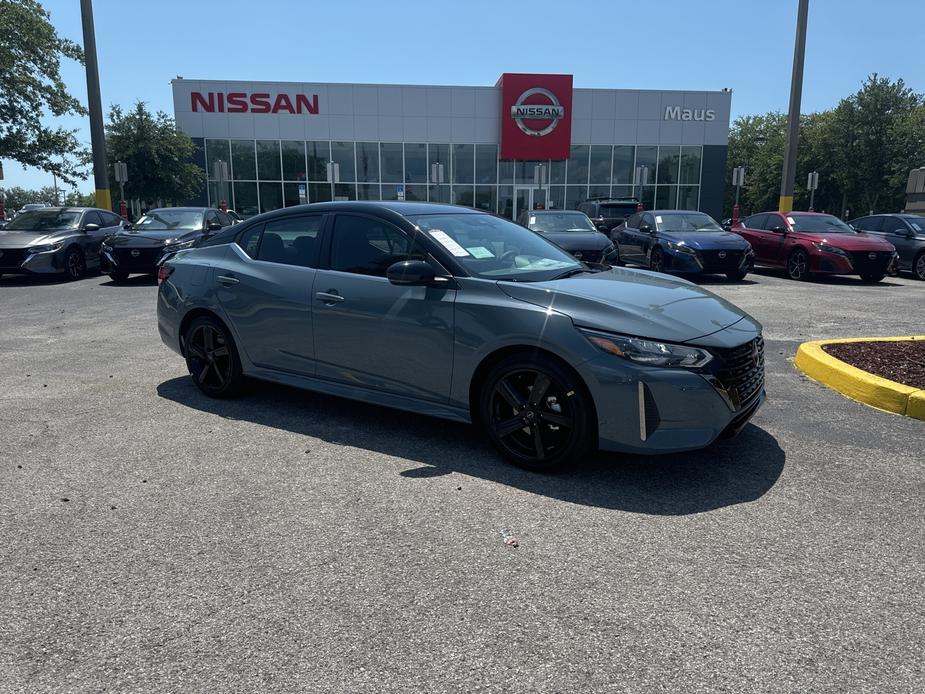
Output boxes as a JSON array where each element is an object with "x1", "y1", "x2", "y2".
[
  {"x1": 789, "y1": 214, "x2": 854, "y2": 233},
  {"x1": 4, "y1": 210, "x2": 81, "y2": 232},
  {"x1": 526, "y1": 212, "x2": 596, "y2": 233},
  {"x1": 408, "y1": 213, "x2": 583, "y2": 282},
  {"x1": 132, "y1": 210, "x2": 203, "y2": 231},
  {"x1": 655, "y1": 212, "x2": 723, "y2": 232}
]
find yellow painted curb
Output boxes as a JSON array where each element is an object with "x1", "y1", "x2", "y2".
[{"x1": 794, "y1": 336, "x2": 925, "y2": 421}]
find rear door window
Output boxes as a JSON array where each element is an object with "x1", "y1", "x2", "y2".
[
  {"x1": 83, "y1": 211, "x2": 103, "y2": 227},
  {"x1": 256, "y1": 215, "x2": 323, "y2": 267}
]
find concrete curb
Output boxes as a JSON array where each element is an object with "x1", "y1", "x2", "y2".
[{"x1": 794, "y1": 336, "x2": 925, "y2": 421}]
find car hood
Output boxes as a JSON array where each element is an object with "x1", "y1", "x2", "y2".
[
  {"x1": 105, "y1": 230, "x2": 201, "y2": 247},
  {"x1": 659, "y1": 230, "x2": 751, "y2": 250},
  {"x1": 498, "y1": 267, "x2": 759, "y2": 345},
  {"x1": 0, "y1": 229, "x2": 78, "y2": 247},
  {"x1": 792, "y1": 231, "x2": 895, "y2": 251},
  {"x1": 536, "y1": 231, "x2": 611, "y2": 252}
]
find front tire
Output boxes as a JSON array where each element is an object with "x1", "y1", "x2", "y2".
[
  {"x1": 479, "y1": 354, "x2": 594, "y2": 472},
  {"x1": 64, "y1": 247, "x2": 85, "y2": 281},
  {"x1": 786, "y1": 248, "x2": 811, "y2": 281},
  {"x1": 183, "y1": 316, "x2": 244, "y2": 398},
  {"x1": 913, "y1": 251, "x2": 925, "y2": 281}
]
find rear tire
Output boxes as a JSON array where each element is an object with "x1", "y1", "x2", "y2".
[
  {"x1": 183, "y1": 316, "x2": 244, "y2": 399},
  {"x1": 786, "y1": 248, "x2": 811, "y2": 281},
  {"x1": 109, "y1": 272, "x2": 129, "y2": 282},
  {"x1": 860, "y1": 273, "x2": 885, "y2": 283},
  {"x1": 479, "y1": 354, "x2": 594, "y2": 473},
  {"x1": 649, "y1": 247, "x2": 665, "y2": 273},
  {"x1": 913, "y1": 251, "x2": 925, "y2": 281}
]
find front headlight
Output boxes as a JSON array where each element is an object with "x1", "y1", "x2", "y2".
[
  {"x1": 163, "y1": 239, "x2": 196, "y2": 252},
  {"x1": 812, "y1": 241, "x2": 849, "y2": 257},
  {"x1": 27, "y1": 241, "x2": 65, "y2": 254},
  {"x1": 666, "y1": 240, "x2": 697, "y2": 255},
  {"x1": 580, "y1": 329, "x2": 713, "y2": 368}
]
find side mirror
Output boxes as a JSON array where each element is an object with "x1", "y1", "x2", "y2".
[
  {"x1": 207, "y1": 222, "x2": 223, "y2": 231},
  {"x1": 638, "y1": 224, "x2": 652, "y2": 234},
  {"x1": 83, "y1": 223, "x2": 100, "y2": 232},
  {"x1": 387, "y1": 260, "x2": 437, "y2": 286},
  {"x1": 770, "y1": 225, "x2": 787, "y2": 233}
]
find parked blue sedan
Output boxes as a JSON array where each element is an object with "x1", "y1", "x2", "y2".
[{"x1": 613, "y1": 210, "x2": 755, "y2": 280}]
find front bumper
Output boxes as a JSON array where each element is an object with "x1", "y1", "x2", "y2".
[
  {"x1": 576, "y1": 342, "x2": 765, "y2": 455},
  {"x1": 664, "y1": 247, "x2": 754, "y2": 275},
  {"x1": 0, "y1": 247, "x2": 67, "y2": 275},
  {"x1": 101, "y1": 246, "x2": 165, "y2": 275},
  {"x1": 811, "y1": 250, "x2": 896, "y2": 275}
]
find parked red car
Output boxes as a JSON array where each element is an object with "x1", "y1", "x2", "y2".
[{"x1": 732, "y1": 211, "x2": 897, "y2": 282}]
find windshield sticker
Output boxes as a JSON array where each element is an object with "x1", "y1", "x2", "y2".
[
  {"x1": 466, "y1": 246, "x2": 494, "y2": 259},
  {"x1": 529, "y1": 216, "x2": 536, "y2": 225},
  {"x1": 428, "y1": 230, "x2": 470, "y2": 257},
  {"x1": 787, "y1": 216, "x2": 796, "y2": 225},
  {"x1": 655, "y1": 215, "x2": 663, "y2": 224}
]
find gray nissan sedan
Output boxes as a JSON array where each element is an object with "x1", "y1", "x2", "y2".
[{"x1": 157, "y1": 202, "x2": 765, "y2": 471}]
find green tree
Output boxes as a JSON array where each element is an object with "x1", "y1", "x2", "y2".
[
  {"x1": 0, "y1": 0, "x2": 89, "y2": 184},
  {"x1": 105, "y1": 102, "x2": 204, "y2": 205},
  {"x1": 0, "y1": 184, "x2": 58, "y2": 210}
]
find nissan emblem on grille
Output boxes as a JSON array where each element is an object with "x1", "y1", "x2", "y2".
[
  {"x1": 510, "y1": 87, "x2": 565, "y2": 137},
  {"x1": 131, "y1": 249, "x2": 141, "y2": 257},
  {"x1": 868, "y1": 252, "x2": 877, "y2": 260},
  {"x1": 718, "y1": 251, "x2": 727, "y2": 259}
]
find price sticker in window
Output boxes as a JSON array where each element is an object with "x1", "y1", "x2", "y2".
[
  {"x1": 466, "y1": 246, "x2": 494, "y2": 259},
  {"x1": 428, "y1": 230, "x2": 470, "y2": 257}
]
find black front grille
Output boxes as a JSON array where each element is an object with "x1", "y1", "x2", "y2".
[
  {"x1": 848, "y1": 251, "x2": 891, "y2": 274},
  {"x1": 699, "y1": 249, "x2": 744, "y2": 271},
  {"x1": 0, "y1": 248, "x2": 29, "y2": 268},
  {"x1": 712, "y1": 336, "x2": 765, "y2": 407},
  {"x1": 113, "y1": 247, "x2": 162, "y2": 269}
]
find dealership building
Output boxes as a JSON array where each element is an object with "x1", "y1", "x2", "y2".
[{"x1": 171, "y1": 74, "x2": 732, "y2": 220}]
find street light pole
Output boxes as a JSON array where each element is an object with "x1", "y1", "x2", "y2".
[
  {"x1": 79, "y1": 0, "x2": 111, "y2": 212},
  {"x1": 778, "y1": 0, "x2": 809, "y2": 213}
]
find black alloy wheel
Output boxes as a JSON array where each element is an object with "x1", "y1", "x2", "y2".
[
  {"x1": 480, "y1": 355, "x2": 592, "y2": 472},
  {"x1": 64, "y1": 248, "x2": 85, "y2": 280},
  {"x1": 786, "y1": 248, "x2": 811, "y2": 281},
  {"x1": 109, "y1": 271, "x2": 129, "y2": 282},
  {"x1": 184, "y1": 316, "x2": 244, "y2": 398},
  {"x1": 649, "y1": 247, "x2": 665, "y2": 273},
  {"x1": 914, "y1": 252, "x2": 925, "y2": 281}
]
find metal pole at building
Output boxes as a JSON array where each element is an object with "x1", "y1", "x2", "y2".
[
  {"x1": 778, "y1": 0, "x2": 809, "y2": 213},
  {"x1": 80, "y1": 0, "x2": 111, "y2": 211}
]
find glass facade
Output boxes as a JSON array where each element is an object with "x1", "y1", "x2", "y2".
[{"x1": 203, "y1": 140, "x2": 703, "y2": 219}]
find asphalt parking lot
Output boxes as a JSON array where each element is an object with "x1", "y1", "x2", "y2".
[{"x1": 1, "y1": 268, "x2": 923, "y2": 693}]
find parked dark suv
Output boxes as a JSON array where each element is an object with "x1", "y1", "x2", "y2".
[
  {"x1": 578, "y1": 198, "x2": 639, "y2": 234},
  {"x1": 848, "y1": 213, "x2": 925, "y2": 280}
]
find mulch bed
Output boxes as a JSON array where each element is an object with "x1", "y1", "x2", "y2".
[{"x1": 822, "y1": 339, "x2": 925, "y2": 389}]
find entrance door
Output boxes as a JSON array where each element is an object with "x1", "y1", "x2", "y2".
[{"x1": 513, "y1": 187, "x2": 550, "y2": 222}]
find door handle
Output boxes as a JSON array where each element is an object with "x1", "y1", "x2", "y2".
[
  {"x1": 316, "y1": 291, "x2": 345, "y2": 304},
  {"x1": 217, "y1": 275, "x2": 239, "y2": 285}
]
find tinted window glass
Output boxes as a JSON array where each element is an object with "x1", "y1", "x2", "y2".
[
  {"x1": 880, "y1": 217, "x2": 906, "y2": 233},
  {"x1": 6, "y1": 210, "x2": 82, "y2": 231},
  {"x1": 216, "y1": 211, "x2": 232, "y2": 227},
  {"x1": 237, "y1": 224, "x2": 262, "y2": 258},
  {"x1": 626, "y1": 213, "x2": 641, "y2": 228},
  {"x1": 256, "y1": 216, "x2": 322, "y2": 267},
  {"x1": 330, "y1": 215, "x2": 425, "y2": 277},
  {"x1": 84, "y1": 211, "x2": 103, "y2": 226},
  {"x1": 745, "y1": 214, "x2": 767, "y2": 230},
  {"x1": 642, "y1": 213, "x2": 655, "y2": 228}
]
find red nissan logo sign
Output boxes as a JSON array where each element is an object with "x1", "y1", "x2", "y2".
[{"x1": 498, "y1": 73, "x2": 573, "y2": 160}]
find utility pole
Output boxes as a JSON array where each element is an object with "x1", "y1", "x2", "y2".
[
  {"x1": 778, "y1": 0, "x2": 809, "y2": 213},
  {"x1": 80, "y1": 0, "x2": 111, "y2": 212}
]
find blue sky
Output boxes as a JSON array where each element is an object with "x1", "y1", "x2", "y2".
[{"x1": 7, "y1": 0, "x2": 925, "y2": 194}]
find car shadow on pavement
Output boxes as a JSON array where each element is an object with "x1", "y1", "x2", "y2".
[
  {"x1": 157, "y1": 376, "x2": 785, "y2": 516},
  {"x1": 98, "y1": 274, "x2": 158, "y2": 287},
  {"x1": 750, "y1": 267, "x2": 904, "y2": 287},
  {"x1": 688, "y1": 275, "x2": 759, "y2": 286}
]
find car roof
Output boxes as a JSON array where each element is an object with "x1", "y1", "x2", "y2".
[
  {"x1": 18, "y1": 206, "x2": 99, "y2": 213},
  {"x1": 244, "y1": 200, "x2": 486, "y2": 224},
  {"x1": 147, "y1": 207, "x2": 210, "y2": 213},
  {"x1": 529, "y1": 209, "x2": 585, "y2": 214},
  {"x1": 647, "y1": 209, "x2": 709, "y2": 215}
]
